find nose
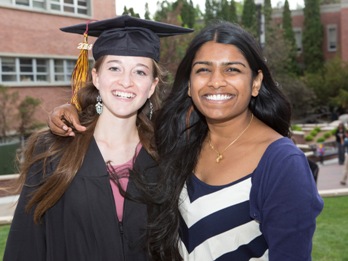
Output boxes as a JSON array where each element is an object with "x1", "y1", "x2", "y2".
[
  {"x1": 117, "y1": 73, "x2": 133, "y2": 88},
  {"x1": 207, "y1": 71, "x2": 226, "y2": 89}
]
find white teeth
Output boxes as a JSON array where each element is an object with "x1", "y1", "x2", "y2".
[
  {"x1": 205, "y1": 94, "x2": 232, "y2": 101},
  {"x1": 114, "y1": 91, "x2": 135, "y2": 98}
]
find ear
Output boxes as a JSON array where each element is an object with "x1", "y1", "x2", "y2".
[
  {"x1": 148, "y1": 77, "x2": 159, "y2": 98},
  {"x1": 251, "y1": 70, "x2": 263, "y2": 97},
  {"x1": 187, "y1": 82, "x2": 191, "y2": 97},
  {"x1": 92, "y1": 68, "x2": 99, "y2": 90}
]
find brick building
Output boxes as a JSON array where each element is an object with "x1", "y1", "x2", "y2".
[
  {"x1": 0, "y1": 0, "x2": 116, "y2": 132},
  {"x1": 273, "y1": 0, "x2": 348, "y2": 63}
]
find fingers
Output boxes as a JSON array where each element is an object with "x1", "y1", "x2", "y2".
[{"x1": 47, "y1": 104, "x2": 86, "y2": 137}]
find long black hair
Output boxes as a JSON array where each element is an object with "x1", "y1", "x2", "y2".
[{"x1": 148, "y1": 20, "x2": 292, "y2": 260}]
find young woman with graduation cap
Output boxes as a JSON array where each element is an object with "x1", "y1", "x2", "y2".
[{"x1": 3, "y1": 15, "x2": 192, "y2": 261}]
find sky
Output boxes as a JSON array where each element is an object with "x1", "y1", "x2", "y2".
[{"x1": 115, "y1": 0, "x2": 305, "y2": 17}]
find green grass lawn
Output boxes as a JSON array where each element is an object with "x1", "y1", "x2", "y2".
[
  {"x1": 312, "y1": 196, "x2": 348, "y2": 261},
  {"x1": 0, "y1": 196, "x2": 347, "y2": 259}
]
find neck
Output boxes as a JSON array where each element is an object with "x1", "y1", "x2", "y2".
[
  {"x1": 94, "y1": 114, "x2": 139, "y2": 146},
  {"x1": 208, "y1": 112, "x2": 253, "y2": 142}
]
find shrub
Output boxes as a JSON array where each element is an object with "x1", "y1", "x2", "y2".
[
  {"x1": 317, "y1": 137, "x2": 325, "y2": 143},
  {"x1": 305, "y1": 135, "x2": 314, "y2": 141},
  {"x1": 310, "y1": 129, "x2": 319, "y2": 136},
  {"x1": 291, "y1": 125, "x2": 302, "y2": 131},
  {"x1": 323, "y1": 132, "x2": 331, "y2": 139}
]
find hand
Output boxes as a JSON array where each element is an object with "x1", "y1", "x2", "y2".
[{"x1": 47, "y1": 104, "x2": 86, "y2": 136}]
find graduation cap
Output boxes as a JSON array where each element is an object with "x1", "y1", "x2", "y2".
[
  {"x1": 61, "y1": 15, "x2": 193, "y2": 110},
  {"x1": 61, "y1": 14, "x2": 193, "y2": 62}
]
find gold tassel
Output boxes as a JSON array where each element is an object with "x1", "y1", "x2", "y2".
[{"x1": 70, "y1": 32, "x2": 92, "y2": 111}]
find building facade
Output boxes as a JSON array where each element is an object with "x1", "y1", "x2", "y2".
[
  {"x1": 0, "y1": 0, "x2": 116, "y2": 132},
  {"x1": 273, "y1": 0, "x2": 348, "y2": 63}
]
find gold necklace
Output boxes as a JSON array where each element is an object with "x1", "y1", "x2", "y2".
[{"x1": 208, "y1": 114, "x2": 254, "y2": 163}]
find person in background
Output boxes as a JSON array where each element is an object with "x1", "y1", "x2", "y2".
[
  {"x1": 151, "y1": 21, "x2": 323, "y2": 260},
  {"x1": 335, "y1": 122, "x2": 346, "y2": 165},
  {"x1": 3, "y1": 15, "x2": 192, "y2": 261},
  {"x1": 46, "y1": 20, "x2": 323, "y2": 261},
  {"x1": 317, "y1": 143, "x2": 325, "y2": 164}
]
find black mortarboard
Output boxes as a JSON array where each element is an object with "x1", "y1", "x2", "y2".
[{"x1": 61, "y1": 14, "x2": 194, "y2": 62}]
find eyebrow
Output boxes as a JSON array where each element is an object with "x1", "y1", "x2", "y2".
[{"x1": 192, "y1": 61, "x2": 247, "y2": 68}]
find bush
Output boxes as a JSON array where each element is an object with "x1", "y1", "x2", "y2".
[
  {"x1": 305, "y1": 135, "x2": 314, "y2": 141},
  {"x1": 317, "y1": 137, "x2": 325, "y2": 143},
  {"x1": 291, "y1": 125, "x2": 302, "y2": 131},
  {"x1": 310, "y1": 129, "x2": 319, "y2": 136},
  {"x1": 323, "y1": 132, "x2": 331, "y2": 139}
]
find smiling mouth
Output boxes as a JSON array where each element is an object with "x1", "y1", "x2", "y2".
[
  {"x1": 205, "y1": 94, "x2": 233, "y2": 101},
  {"x1": 114, "y1": 91, "x2": 135, "y2": 99}
]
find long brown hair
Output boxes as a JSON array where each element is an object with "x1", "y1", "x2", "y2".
[{"x1": 13, "y1": 56, "x2": 166, "y2": 223}]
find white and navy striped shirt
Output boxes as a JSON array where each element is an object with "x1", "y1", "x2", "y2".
[{"x1": 179, "y1": 174, "x2": 268, "y2": 261}]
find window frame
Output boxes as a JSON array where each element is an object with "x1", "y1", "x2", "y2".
[
  {"x1": 0, "y1": 56, "x2": 78, "y2": 86},
  {"x1": 327, "y1": 24, "x2": 337, "y2": 52}
]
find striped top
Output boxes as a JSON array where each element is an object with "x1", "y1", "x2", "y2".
[{"x1": 179, "y1": 174, "x2": 268, "y2": 261}]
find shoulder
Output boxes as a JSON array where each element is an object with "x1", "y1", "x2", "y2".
[{"x1": 251, "y1": 137, "x2": 312, "y2": 195}]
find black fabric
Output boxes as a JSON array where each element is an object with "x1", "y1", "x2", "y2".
[
  {"x1": 60, "y1": 15, "x2": 193, "y2": 62},
  {"x1": 3, "y1": 138, "x2": 161, "y2": 261}
]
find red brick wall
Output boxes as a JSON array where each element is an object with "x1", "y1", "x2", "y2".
[
  {"x1": 0, "y1": 0, "x2": 116, "y2": 131},
  {"x1": 6, "y1": 86, "x2": 71, "y2": 130},
  {"x1": 273, "y1": 3, "x2": 348, "y2": 62},
  {"x1": 1, "y1": 2, "x2": 116, "y2": 57},
  {"x1": 341, "y1": 3, "x2": 348, "y2": 61}
]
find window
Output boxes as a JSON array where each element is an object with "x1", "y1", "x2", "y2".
[
  {"x1": 1, "y1": 57, "x2": 17, "y2": 82},
  {"x1": 50, "y1": 0, "x2": 89, "y2": 15},
  {"x1": 19, "y1": 58, "x2": 48, "y2": 82},
  {"x1": 293, "y1": 28, "x2": 302, "y2": 53},
  {"x1": 327, "y1": 25, "x2": 337, "y2": 52},
  {"x1": 54, "y1": 59, "x2": 76, "y2": 82},
  {"x1": 0, "y1": 57, "x2": 76, "y2": 84},
  {"x1": 15, "y1": 0, "x2": 45, "y2": 9},
  {"x1": 10, "y1": 0, "x2": 90, "y2": 15}
]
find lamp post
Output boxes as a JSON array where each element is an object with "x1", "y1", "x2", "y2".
[{"x1": 255, "y1": 0, "x2": 265, "y2": 48}]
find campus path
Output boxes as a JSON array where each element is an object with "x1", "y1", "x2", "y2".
[{"x1": 1, "y1": 158, "x2": 348, "y2": 225}]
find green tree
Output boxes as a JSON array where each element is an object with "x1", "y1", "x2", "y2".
[
  {"x1": 174, "y1": 0, "x2": 196, "y2": 28},
  {"x1": 263, "y1": 28, "x2": 315, "y2": 119},
  {"x1": 304, "y1": 57, "x2": 348, "y2": 110},
  {"x1": 217, "y1": 0, "x2": 237, "y2": 23},
  {"x1": 303, "y1": 0, "x2": 324, "y2": 73},
  {"x1": 17, "y1": 96, "x2": 42, "y2": 139},
  {"x1": 204, "y1": 0, "x2": 217, "y2": 24},
  {"x1": 282, "y1": 0, "x2": 299, "y2": 75},
  {"x1": 145, "y1": 3, "x2": 151, "y2": 20},
  {"x1": 122, "y1": 7, "x2": 140, "y2": 18},
  {"x1": 0, "y1": 85, "x2": 19, "y2": 141},
  {"x1": 241, "y1": 0, "x2": 257, "y2": 37},
  {"x1": 153, "y1": 0, "x2": 195, "y2": 77}
]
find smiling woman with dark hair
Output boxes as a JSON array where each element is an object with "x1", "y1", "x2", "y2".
[{"x1": 151, "y1": 20, "x2": 323, "y2": 261}]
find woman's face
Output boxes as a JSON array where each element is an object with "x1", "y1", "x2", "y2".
[
  {"x1": 92, "y1": 55, "x2": 158, "y2": 118},
  {"x1": 189, "y1": 41, "x2": 262, "y2": 123}
]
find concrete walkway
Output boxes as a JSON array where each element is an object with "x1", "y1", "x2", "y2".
[{"x1": 1, "y1": 158, "x2": 348, "y2": 225}]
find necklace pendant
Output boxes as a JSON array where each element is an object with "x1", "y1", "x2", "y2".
[{"x1": 216, "y1": 154, "x2": 223, "y2": 163}]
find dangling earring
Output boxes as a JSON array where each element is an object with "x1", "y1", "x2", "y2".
[
  {"x1": 148, "y1": 100, "x2": 154, "y2": 120},
  {"x1": 96, "y1": 94, "x2": 103, "y2": 115}
]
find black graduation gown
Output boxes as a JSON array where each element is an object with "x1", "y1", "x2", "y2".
[{"x1": 3, "y1": 138, "x2": 160, "y2": 261}]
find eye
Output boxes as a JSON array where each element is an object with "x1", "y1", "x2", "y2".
[
  {"x1": 135, "y1": 70, "x2": 147, "y2": 76},
  {"x1": 108, "y1": 66, "x2": 120, "y2": 72},
  {"x1": 195, "y1": 67, "x2": 210, "y2": 74},
  {"x1": 226, "y1": 67, "x2": 241, "y2": 73}
]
